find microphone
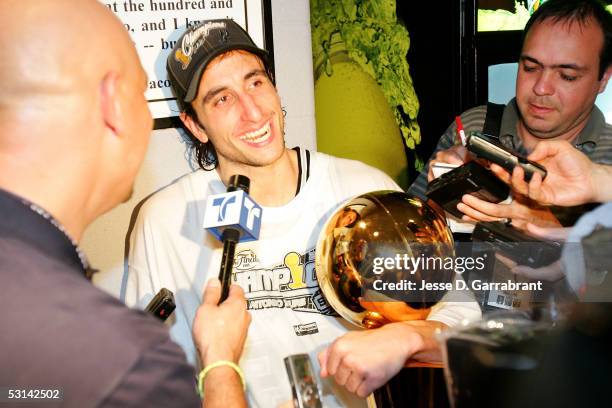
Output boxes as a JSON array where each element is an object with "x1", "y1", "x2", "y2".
[{"x1": 203, "y1": 175, "x2": 262, "y2": 303}]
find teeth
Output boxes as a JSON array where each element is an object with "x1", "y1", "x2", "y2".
[{"x1": 240, "y1": 122, "x2": 271, "y2": 143}]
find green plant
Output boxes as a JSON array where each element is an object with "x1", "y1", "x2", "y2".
[{"x1": 311, "y1": 0, "x2": 421, "y2": 151}]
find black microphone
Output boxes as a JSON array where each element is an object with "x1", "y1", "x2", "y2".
[
  {"x1": 203, "y1": 175, "x2": 262, "y2": 303},
  {"x1": 218, "y1": 231, "x2": 239, "y2": 303}
]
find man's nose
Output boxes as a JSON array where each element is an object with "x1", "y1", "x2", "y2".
[
  {"x1": 239, "y1": 93, "x2": 263, "y2": 122},
  {"x1": 533, "y1": 70, "x2": 555, "y2": 96}
]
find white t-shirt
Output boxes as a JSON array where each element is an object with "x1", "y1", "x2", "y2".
[{"x1": 124, "y1": 151, "x2": 481, "y2": 407}]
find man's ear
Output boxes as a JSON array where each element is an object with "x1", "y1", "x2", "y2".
[
  {"x1": 100, "y1": 72, "x2": 123, "y2": 136},
  {"x1": 598, "y1": 65, "x2": 612, "y2": 93},
  {"x1": 180, "y1": 111, "x2": 209, "y2": 143}
]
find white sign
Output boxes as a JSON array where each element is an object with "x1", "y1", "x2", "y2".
[{"x1": 100, "y1": 0, "x2": 268, "y2": 121}]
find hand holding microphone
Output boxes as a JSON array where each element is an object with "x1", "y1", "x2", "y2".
[
  {"x1": 192, "y1": 279, "x2": 251, "y2": 408},
  {"x1": 203, "y1": 175, "x2": 262, "y2": 303},
  {"x1": 192, "y1": 279, "x2": 251, "y2": 366}
]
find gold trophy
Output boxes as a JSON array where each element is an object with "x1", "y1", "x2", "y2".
[{"x1": 315, "y1": 190, "x2": 454, "y2": 329}]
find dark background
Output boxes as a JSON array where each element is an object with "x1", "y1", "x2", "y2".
[{"x1": 396, "y1": 0, "x2": 522, "y2": 182}]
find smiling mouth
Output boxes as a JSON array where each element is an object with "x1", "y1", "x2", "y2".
[{"x1": 239, "y1": 122, "x2": 271, "y2": 143}]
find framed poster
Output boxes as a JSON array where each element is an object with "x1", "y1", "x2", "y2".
[{"x1": 100, "y1": 0, "x2": 274, "y2": 128}]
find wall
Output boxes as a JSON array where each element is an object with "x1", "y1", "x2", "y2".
[{"x1": 82, "y1": 0, "x2": 316, "y2": 298}]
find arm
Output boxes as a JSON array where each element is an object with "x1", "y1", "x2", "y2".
[
  {"x1": 317, "y1": 295, "x2": 481, "y2": 398},
  {"x1": 200, "y1": 367, "x2": 245, "y2": 408},
  {"x1": 192, "y1": 279, "x2": 251, "y2": 408},
  {"x1": 490, "y1": 140, "x2": 612, "y2": 206},
  {"x1": 407, "y1": 121, "x2": 462, "y2": 198},
  {"x1": 318, "y1": 320, "x2": 447, "y2": 398}
]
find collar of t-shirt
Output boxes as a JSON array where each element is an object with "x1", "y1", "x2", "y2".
[{"x1": 292, "y1": 146, "x2": 311, "y2": 196}]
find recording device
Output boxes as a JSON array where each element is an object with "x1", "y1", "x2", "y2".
[
  {"x1": 472, "y1": 221, "x2": 562, "y2": 268},
  {"x1": 467, "y1": 132, "x2": 547, "y2": 182},
  {"x1": 284, "y1": 354, "x2": 323, "y2": 408},
  {"x1": 145, "y1": 288, "x2": 176, "y2": 321},
  {"x1": 426, "y1": 161, "x2": 510, "y2": 218},
  {"x1": 203, "y1": 175, "x2": 262, "y2": 303}
]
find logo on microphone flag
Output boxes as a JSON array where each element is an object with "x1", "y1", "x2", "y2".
[{"x1": 203, "y1": 190, "x2": 262, "y2": 242}]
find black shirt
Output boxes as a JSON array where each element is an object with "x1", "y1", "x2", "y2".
[{"x1": 0, "y1": 189, "x2": 199, "y2": 407}]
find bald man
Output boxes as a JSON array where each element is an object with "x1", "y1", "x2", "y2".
[{"x1": 0, "y1": 1, "x2": 249, "y2": 407}]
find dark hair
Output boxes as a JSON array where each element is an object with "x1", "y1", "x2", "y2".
[
  {"x1": 182, "y1": 104, "x2": 219, "y2": 171},
  {"x1": 180, "y1": 52, "x2": 276, "y2": 171},
  {"x1": 523, "y1": 0, "x2": 612, "y2": 80}
]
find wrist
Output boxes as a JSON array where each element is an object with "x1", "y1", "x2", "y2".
[
  {"x1": 197, "y1": 360, "x2": 246, "y2": 398},
  {"x1": 403, "y1": 327, "x2": 426, "y2": 359},
  {"x1": 202, "y1": 348, "x2": 238, "y2": 367},
  {"x1": 396, "y1": 320, "x2": 448, "y2": 363},
  {"x1": 383, "y1": 322, "x2": 425, "y2": 361}
]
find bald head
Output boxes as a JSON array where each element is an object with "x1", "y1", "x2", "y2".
[
  {"x1": 0, "y1": 0, "x2": 134, "y2": 120},
  {"x1": 0, "y1": 0, "x2": 152, "y2": 241}
]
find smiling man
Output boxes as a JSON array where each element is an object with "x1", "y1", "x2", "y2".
[
  {"x1": 125, "y1": 19, "x2": 480, "y2": 407},
  {"x1": 409, "y1": 0, "x2": 612, "y2": 228}
]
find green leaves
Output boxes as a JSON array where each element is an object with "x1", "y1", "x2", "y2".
[{"x1": 311, "y1": 0, "x2": 421, "y2": 151}]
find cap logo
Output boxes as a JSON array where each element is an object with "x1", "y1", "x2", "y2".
[
  {"x1": 175, "y1": 21, "x2": 227, "y2": 70},
  {"x1": 174, "y1": 49, "x2": 191, "y2": 69}
]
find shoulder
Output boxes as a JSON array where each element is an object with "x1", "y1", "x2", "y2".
[
  {"x1": 597, "y1": 120, "x2": 612, "y2": 158},
  {"x1": 436, "y1": 105, "x2": 488, "y2": 146},
  {"x1": 585, "y1": 109, "x2": 612, "y2": 164},
  {"x1": 459, "y1": 105, "x2": 489, "y2": 131},
  {"x1": 311, "y1": 151, "x2": 401, "y2": 193},
  {"x1": 599, "y1": 120, "x2": 612, "y2": 144},
  {"x1": 138, "y1": 170, "x2": 203, "y2": 216},
  {"x1": 134, "y1": 169, "x2": 223, "y2": 228}
]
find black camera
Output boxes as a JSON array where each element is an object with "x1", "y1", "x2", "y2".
[
  {"x1": 467, "y1": 132, "x2": 547, "y2": 181},
  {"x1": 472, "y1": 222, "x2": 562, "y2": 268},
  {"x1": 426, "y1": 161, "x2": 510, "y2": 218}
]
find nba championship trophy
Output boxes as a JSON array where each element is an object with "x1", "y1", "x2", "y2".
[{"x1": 316, "y1": 190, "x2": 455, "y2": 329}]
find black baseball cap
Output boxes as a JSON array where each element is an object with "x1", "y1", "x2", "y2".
[{"x1": 167, "y1": 19, "x2": 269, "y2": 111}]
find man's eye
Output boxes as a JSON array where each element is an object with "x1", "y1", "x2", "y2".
[
  {"x1": 560, "y1": 73, "x2": 577, "y2": 82},
  {"x1": 523, "y1": 64, "x2": 537, "y2": 73},
  {"x1": 215, "y1": 95, "x2": 229, "y2": 106}
]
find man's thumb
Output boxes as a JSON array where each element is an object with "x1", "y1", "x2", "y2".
[{"x1": 202, "y1": 278, "x2": 222, "y2": 305}]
